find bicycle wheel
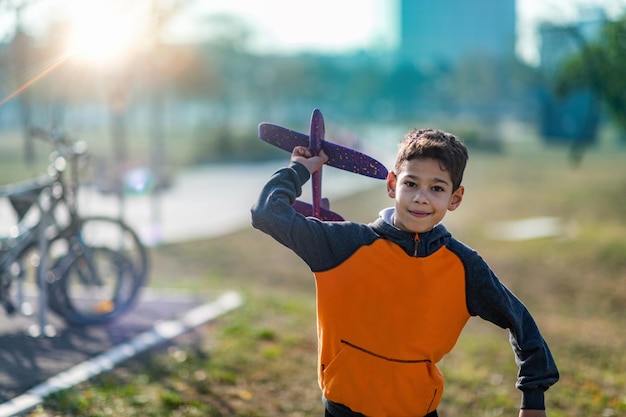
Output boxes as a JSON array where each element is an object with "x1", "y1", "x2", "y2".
[
  {"x1": 47, "y1": 215, "x2": 148, "y2": 324},
  {"x1": 47, "y1": 246, "x2": 137, "y2": 325},
  {"x1": 50, "y1": 215, "x2": 148, "y2": 294},
  {"x1": 79, "y1": 216, "x2": 147, "y2": 280}
]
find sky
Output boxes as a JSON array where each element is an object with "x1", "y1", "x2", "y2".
[
  {"x1": 3, "y1": 0, "x2": 626, "y2": 65},
  {"x1": 164, "y1": 0, "x2": 626, "y2": 64},
  {"x1": 166, "y1": 0, "x2": 396, "y2": 52}
]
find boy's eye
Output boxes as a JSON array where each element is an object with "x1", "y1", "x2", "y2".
[
  {"x1": 404, "y1": 181, "x2": 417, "y2": 187},
  {"x1": 432, "y1": 186, "x2": 445, "y2": 192}
]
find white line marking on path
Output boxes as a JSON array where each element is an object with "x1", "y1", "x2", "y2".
[{"x1": 0, "y1": 291, "x2": 243, "y2": 417}]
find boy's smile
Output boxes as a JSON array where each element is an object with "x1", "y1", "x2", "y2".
[{"x1": 387, "y1": 157, "x2": 464, "y2": 233}]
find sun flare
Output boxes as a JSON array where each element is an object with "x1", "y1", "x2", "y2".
[{"x1": 65, "y1": 2, "x2": 147, "y2": 66}]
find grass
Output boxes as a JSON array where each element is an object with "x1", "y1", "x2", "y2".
[{"x1": 19, "y1": 140, "x2": 626, "y2": 416}]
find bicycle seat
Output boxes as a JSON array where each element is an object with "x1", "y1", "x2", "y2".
[{"x1": 0, "y1": 175, "x2": 54, "y2": 221}]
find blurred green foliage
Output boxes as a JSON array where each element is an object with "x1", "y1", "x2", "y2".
[
  {"x1": 553, "y1": 15, "x2": 626, "y2": 134},
  {"x1": 0, "y1": 12, "x2": 538, "y2": 168}
]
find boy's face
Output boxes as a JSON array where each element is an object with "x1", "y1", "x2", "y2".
[{"x1": 387, "y1": 157, "x2": 464, "y2": 233}]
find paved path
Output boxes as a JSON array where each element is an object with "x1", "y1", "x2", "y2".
[
  {"x1": 1, "y1": 160, "x2": 386, "y2": 245},
  {"x1": 75, "y1": 160, "x2": 385, "y2": 245},
  {"x1": 0, "y1": 289, "x2": 208, "y2": 401},
  {"x1": 0, "y1": 290, "x2": 242, "y2": 416}
]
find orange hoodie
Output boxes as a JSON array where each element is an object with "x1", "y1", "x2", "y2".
[{"x1": 317, "y1": 238, "x2": 469, "y2": 416}]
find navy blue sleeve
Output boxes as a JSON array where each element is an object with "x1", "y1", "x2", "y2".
[
  {"x1": 251, "y1": 162, "x2": 377, "y2": 272},
  {"x1": 452, "y1": 241, "x2": 559, "y2": 410}
]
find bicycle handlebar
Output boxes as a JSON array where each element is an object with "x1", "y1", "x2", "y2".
[{"x1": 29, "y1": 126, "x2": 89, "y2": 160}]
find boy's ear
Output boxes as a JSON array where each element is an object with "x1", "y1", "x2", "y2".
[
  {"x1": 386, "y1": 172, "x2": 397, "y2": 198},
  {"x1": 448, "y1": 186, "x2": 464, "y2": 211}
]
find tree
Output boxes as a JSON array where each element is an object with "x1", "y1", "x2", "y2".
[{"x1": 554, "y1": 15, "x2": 626, "y2": 135}]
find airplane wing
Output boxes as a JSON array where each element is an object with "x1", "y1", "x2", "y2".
[
  {"x1": 259, "y1": 123, "x2": 388, "y2": 179},
  {"x1": 321, "y1": 141, "x2": 388, "y2": 179},
  {"x1": 258, "y1": 123, "x2": 309, "y2": 153}
]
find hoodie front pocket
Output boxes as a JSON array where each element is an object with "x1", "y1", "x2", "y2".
[{"x1": 322, "y1": 340, "x2": 443, "y2": 417}]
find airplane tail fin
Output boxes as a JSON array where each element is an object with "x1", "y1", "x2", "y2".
[{"x1": 293, "y1": 200, "x2": 344, "y2": 221}]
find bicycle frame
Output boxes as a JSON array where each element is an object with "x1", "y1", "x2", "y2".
[{"x1": 0, "y1": 176, "x2": 60, "y2": 336}]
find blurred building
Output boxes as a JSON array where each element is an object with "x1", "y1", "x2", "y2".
[
  {"x1": 538, "y1": 8, "x2": 605, "y2": 144},
  {"x1": 398, "y1": 0, "x2": 516, "y2": 65}
]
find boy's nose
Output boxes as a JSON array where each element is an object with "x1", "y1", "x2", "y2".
[{"x1": 413, "y1": 189, "x2": 428, "y2": 203}]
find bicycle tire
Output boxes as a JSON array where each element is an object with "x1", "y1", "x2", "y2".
[
  {"x1": 51, "y1": 216, "x2": 148, "y2": 291},
  {"x1": 47, "y1": 246, "x2": 137, "y2": 325},
  {"x1": 46, "y1": 215, "x2": 149, "y2": 324}
]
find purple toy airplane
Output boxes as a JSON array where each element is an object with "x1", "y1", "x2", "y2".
[{"x1": 258, "y1": 108, "x2": 388, "y2": 221}]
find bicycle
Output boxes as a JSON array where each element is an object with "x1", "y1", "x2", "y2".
[{"x1": 0, "y1": 127, "x2": 149, "y2": 328}]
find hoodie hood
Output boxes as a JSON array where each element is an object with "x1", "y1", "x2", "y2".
[{"x1": 371, "y1": 207, "x2": 452, "y2": 257}]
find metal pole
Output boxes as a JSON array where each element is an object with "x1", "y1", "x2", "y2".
[{"x1": 31, "y1": 188, "x2": 56, "y2": 337}]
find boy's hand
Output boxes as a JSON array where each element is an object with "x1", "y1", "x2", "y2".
[
  {"x1": 291, "y1": 146, "x2": 328, "y2": 174},
  {"x1": 519, "y1": 410, "x2": 547, "y2": 417}
]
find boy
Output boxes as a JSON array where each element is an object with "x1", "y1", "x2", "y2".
[{"x1": 251, "y1": 128, "x2": 559, "y2": 417}]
